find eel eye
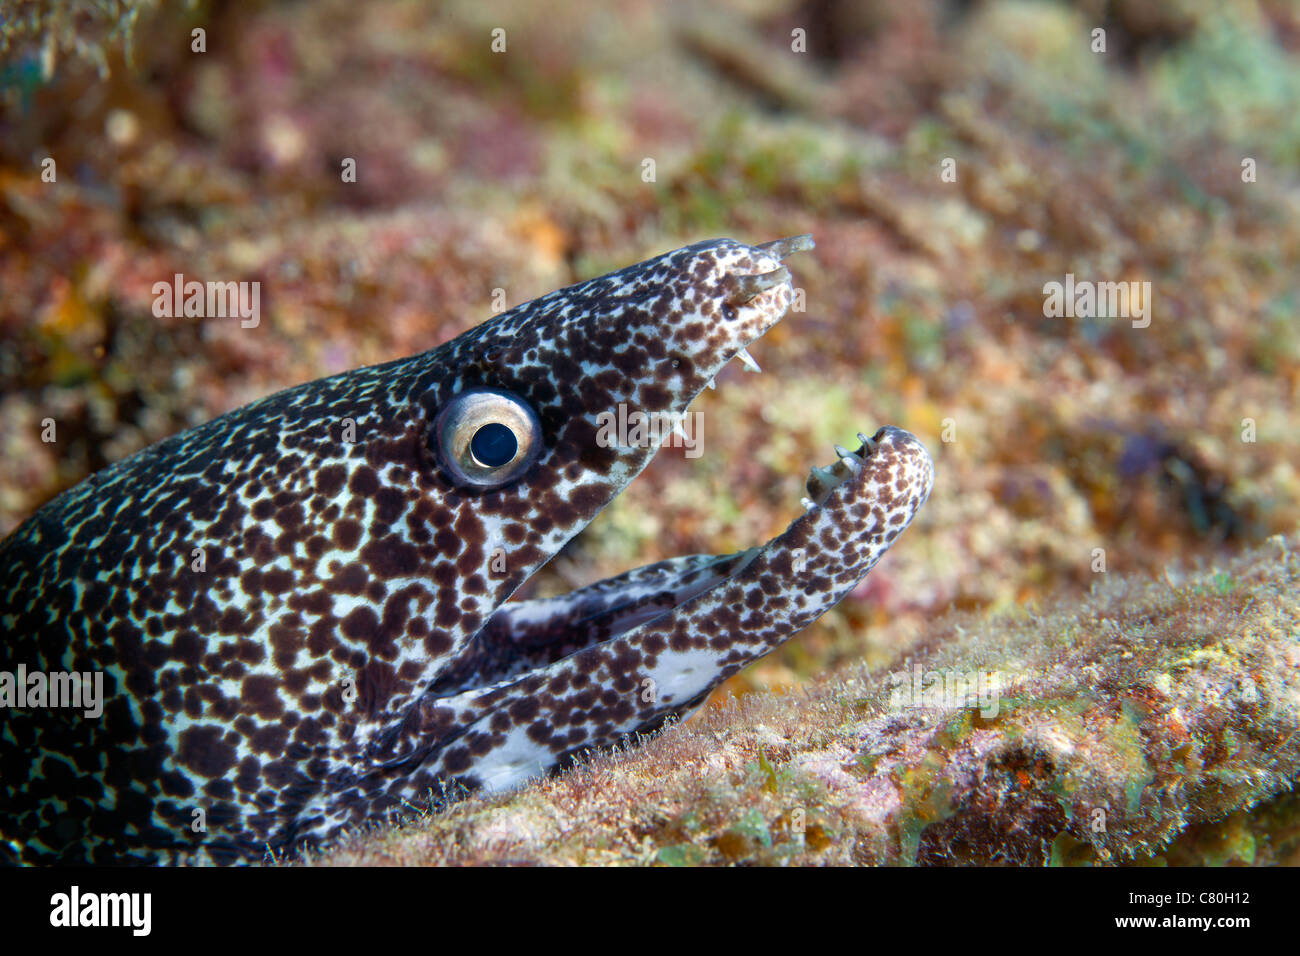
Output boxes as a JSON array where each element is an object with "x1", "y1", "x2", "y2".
[{"x1": 432, "y1": 388, "x2": 543, "y2": 489}]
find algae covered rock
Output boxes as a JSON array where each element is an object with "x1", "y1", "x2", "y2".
[{"x1": 308, "y1": 536, "x2": 1300, "y2": 866}]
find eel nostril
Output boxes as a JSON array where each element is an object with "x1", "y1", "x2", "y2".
[
  {"x1": 756, "y1": 234, "x2": 815, "y2": 259},
  {"x1": 723, "y1": 267, "x2": 790, "y2": 306}
]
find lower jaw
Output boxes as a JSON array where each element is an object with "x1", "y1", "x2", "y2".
[{"x1": 424, "y1": 425, "x2": 931, "y2": 726}]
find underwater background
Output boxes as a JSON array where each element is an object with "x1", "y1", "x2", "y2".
[{"x1": 1, "y1": 0, "x2": 1297, "y2": 864}]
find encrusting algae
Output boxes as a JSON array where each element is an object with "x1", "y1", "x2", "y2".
[{"x1": 305, "y1": 536, "x2": 1300, "y2": 866}]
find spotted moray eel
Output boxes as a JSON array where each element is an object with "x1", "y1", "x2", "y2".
[{"x1": 0, "y1": 236, "x2": 933, "y2": 864}]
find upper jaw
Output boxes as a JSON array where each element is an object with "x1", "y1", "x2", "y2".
[{"x1": 686, "y1": 235, "x2": 815, "y2": 394}]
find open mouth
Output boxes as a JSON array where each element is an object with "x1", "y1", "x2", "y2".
[
  {"x1": 414, "y1": 419, "x2": 933, "y2": 795},
  {"x1": 427, "y1": 236, "x2": 929, "y2": 706},
  {"x1": 428, "y1": 431, "x2": 891, "y2": 698},
  {"x1": 358, "y1": 235, "x2": 936, "y2": 797}
]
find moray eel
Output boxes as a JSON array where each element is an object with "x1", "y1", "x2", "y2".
[{"x1": 0, "y1": 235, "x2": 933, "y2": 864}]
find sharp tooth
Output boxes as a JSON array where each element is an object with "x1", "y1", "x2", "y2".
[
  {"x1": 735, "y1": 348, "x2": 762, "y2": 373},
  {"x1": 706, "y1": 377, "x2": 716, "y2": 390},
  {"x1": 800, "y1": 496, "x2": 816, "y2": 511}
]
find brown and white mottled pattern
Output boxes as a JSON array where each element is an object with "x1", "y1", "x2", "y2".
[{"x1": 0, "y1": 236, "x2": 933, "y2": 864}]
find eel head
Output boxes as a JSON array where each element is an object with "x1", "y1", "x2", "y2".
[{"x1": 367, "y1": 236, "x2": 935, "y2": 795}]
